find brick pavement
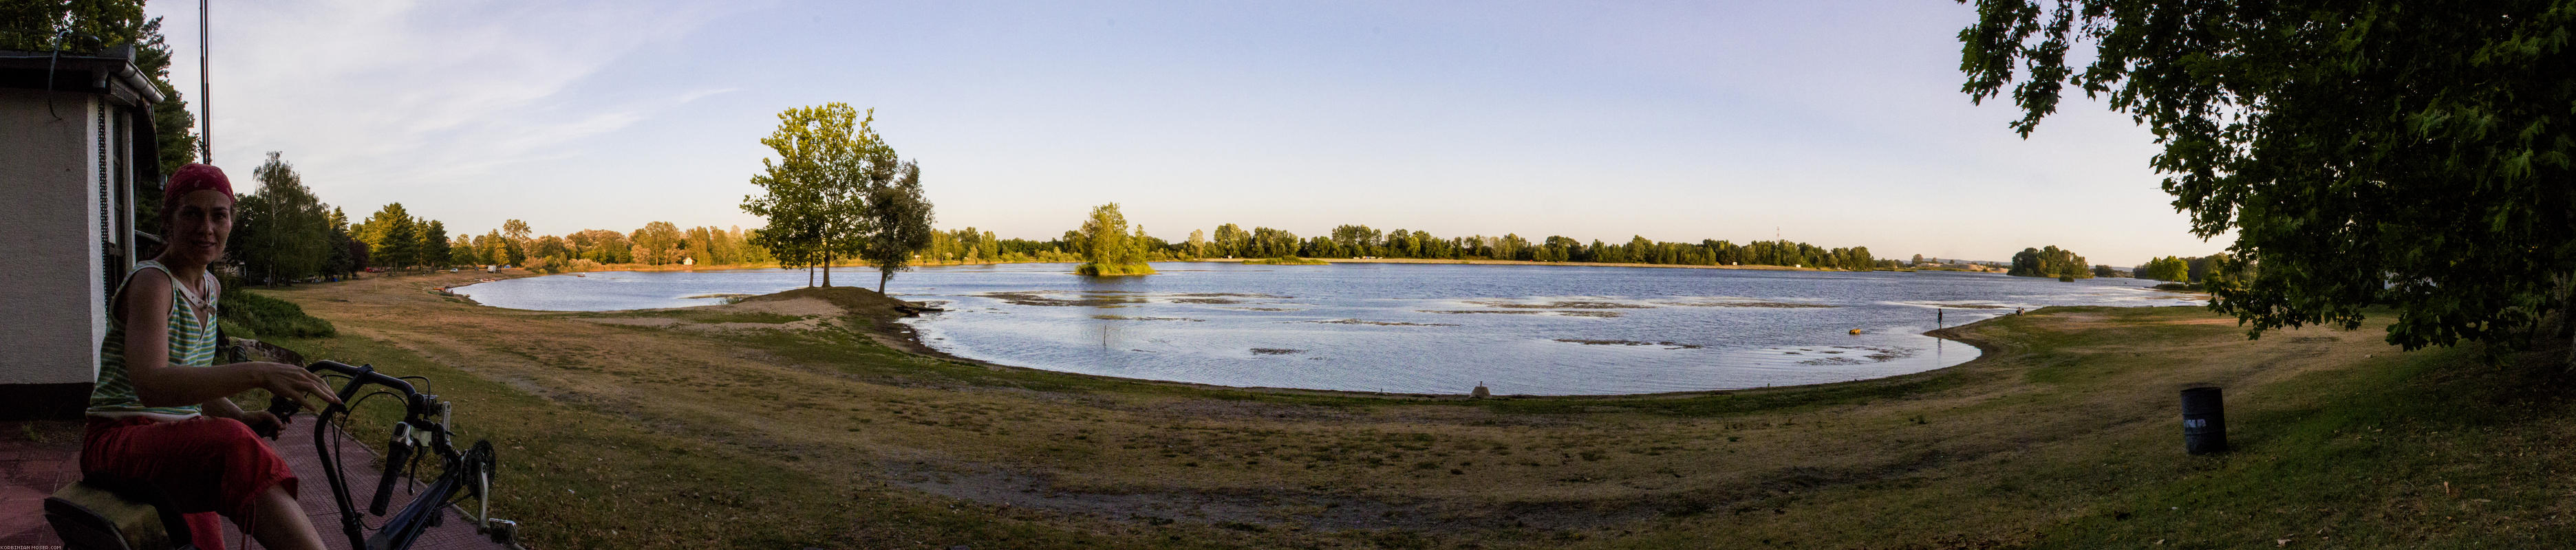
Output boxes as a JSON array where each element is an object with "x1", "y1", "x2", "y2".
[{"x1": 3, "y1": 419, "x2": 513, "y2": 550}]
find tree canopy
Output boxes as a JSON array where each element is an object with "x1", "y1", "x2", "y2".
[
  {"x1": 357, "y1": 204, "x2": 418, "y2": 270},
  {"x1": 2138, "y1": 256, "x2": 2191, "y2": 283},
  {"x1": 742, "y1": 103, "x2": 882, "y2": 287},
  {"x1": 860, "y1": 160, "x2": 935, "y2": 292},
  {"x1": 2008, "y1": 245, "x2": 2091, "y2": 279},
  {"x1": 1075, "y1": 203, "x2": 1155, "y2": 276},
  {"x1": 1960, "y1": 0, "x2": 2576, "y2": 350},
  {"x1": 229, "y1": 152, "x2": 333, "y2": 285}
]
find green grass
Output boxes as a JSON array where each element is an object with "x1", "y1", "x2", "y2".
[
  {"x1": 673, "y1": 310, "x2": 805, "y2": 324},
  {"x1": 255, "y1": 280, "x2": 2576, "y2": 549},
  {"x1": 262, "y1": 332, "x2": 1267, "y2": 549},
  {"x1": 220, "y1": 287, "x2": 336, "y2": 338},
  {"x1": 2026, "y1": 341, "x2": 2576, "y2": 548},
  {"x1": 1240, "y1": 256, "x2": 1329, "y2": 265}
]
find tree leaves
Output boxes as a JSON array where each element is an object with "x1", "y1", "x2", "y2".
[{"x1": 1959, "y1": 0, "x2": 2576, "y2": 350}]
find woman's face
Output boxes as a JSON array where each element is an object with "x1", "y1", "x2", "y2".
[{"x1": 166, "y1": 190, "x2": 234, "y2": 266}]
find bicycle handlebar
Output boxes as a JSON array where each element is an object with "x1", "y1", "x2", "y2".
[{"x1": 264, "y1": 360, "x2": 423, "y2": 422}]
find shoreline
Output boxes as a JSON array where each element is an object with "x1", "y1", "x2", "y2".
[
  {"x1": 244, "y1": 271, "x2": 2461, "y2": 549},
  {"x1": 434, "y1": 268, "x2": 2008, "y2": 398}
]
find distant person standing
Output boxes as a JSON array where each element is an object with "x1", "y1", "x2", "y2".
[{"x1": 81, "y1": 164, "x2": 342, "y2": 550}]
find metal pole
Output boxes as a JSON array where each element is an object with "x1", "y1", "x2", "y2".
[{"x1": 198, "y1": 0, "x2": 210, "y2": 164}]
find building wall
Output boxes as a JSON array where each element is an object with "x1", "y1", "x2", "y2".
[{"x1": 0, "y1": 88, "x2": 110, "y2": 417}]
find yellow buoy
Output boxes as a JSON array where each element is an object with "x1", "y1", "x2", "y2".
[{"x1": 1848, "y1": 329, "x2": 1863, "y2": 335}]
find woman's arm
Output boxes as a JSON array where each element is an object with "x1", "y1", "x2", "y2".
[{"x1": 119, "y1": 272, "x2": 340, "y2": 408}]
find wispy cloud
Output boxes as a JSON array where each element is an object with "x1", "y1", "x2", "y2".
[{"x1": 155, "y1": 0, "x2": 749, "y2": 218}]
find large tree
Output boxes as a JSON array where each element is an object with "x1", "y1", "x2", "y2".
[
  {"x1": 743, "y1": 104, "x2": 881, "y2": 287},
  {"x1": 860, "y1": 160, "x2": 936, "y2": 293},
  {"x1": 358, "y1": 204, "x2": 418, "y2": 270},
  {"x1": 631, "y1": 221, "x2": 684, "y2": 265},
  {"x1": 1960, "y1": 1, "x2": 2575, "y2": 351},
  {"x1": 1075, "y1": 203, "x2": 1155, "y2": 276},
  {"x1": 229, "y1": 152, "x2": 332, "y2": 285},
  {"x1": 500, "y1": 219, "x2": 533, "y2": 266},
  {"x1": 418, "y1": 219, "x2": 451, "y2": 270},
  {"x1": 323, "y1": 207, "x2": 360, "y2": 277}
]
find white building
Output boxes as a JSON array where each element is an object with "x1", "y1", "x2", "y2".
[{"x1": 0, "y1": 45, "x2": 165, "y2": 419}]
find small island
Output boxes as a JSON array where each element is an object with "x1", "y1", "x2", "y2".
[
  {"x1": 1241, "y1": 256, "x2": 1328, "y2": 265},
  {"x1": 1073, "y1": 203, "x2": 1157, "y2": 276},
  {"x1": 2007, "y1": 245, "x2": 2092, "y2": 280}
]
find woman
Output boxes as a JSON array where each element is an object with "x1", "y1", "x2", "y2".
[{"x1": 83, "y1": 163, "x2": 343, "y2": 550}]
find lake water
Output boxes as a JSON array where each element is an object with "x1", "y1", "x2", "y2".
[{"x1": 451, "y1": 263, "x2": 2200, "y2": 395}]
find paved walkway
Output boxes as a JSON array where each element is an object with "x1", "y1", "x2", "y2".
[{"x1": 3, "y1": 419, "x2": 512, "y2": 550}]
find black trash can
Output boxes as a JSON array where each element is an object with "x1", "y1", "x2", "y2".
[{"x1": 2180, "y1": 386, "x2": 2226, "y2": 454}]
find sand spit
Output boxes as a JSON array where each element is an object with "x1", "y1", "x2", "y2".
[
  {"x1": 1467, "y1": 300, "x2": 1654, "y2": 309},
  {"x1": 1301, "y1": 319, "x2": 1460, "y2": 327},
  {"x1": 1091, "y1": 315, "x2": 1205, "y2": 322},
  {"x1": 1418, "y1": 309, "x2": 1627, "y2": 318},
  {"x1": 1660, "y1": 300, "x2": 1840, "y2": 309},
  {"x1": 1555, "y1": 339, "x2": 1705, "y2": 349}
]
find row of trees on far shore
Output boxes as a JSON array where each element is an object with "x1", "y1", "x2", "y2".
[
  {"x1": 1175, "y1": 223, "x2": 1887, "y2": 270},
  {"x1": 2136, "y1": 254, "x2": 2241, "y2": 286},
  {"x1": 225, "y1": 151, "x2": 795, "y2": 285}
]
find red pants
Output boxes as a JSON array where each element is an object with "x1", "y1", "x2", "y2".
[{"x1": 81, "y1": 415, "x2": 300, "y2": 549}]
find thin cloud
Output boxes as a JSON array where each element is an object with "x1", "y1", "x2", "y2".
[{"x1": 154, "y1": 0, "x2": 750, "y2": 218}]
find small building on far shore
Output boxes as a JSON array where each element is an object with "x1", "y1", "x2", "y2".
[{"x1": 0, "y1": 44, "x2": 165, "y2": 419}]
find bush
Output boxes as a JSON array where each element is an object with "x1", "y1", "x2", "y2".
[
  {"x1": 524, "y1": 256, "x2": 565, "y2": 274},
  {"x1": 219, "y1": 287, "x2": 335, "y2": 338},
  {"x1": 1075, "y1": 262, "x2": 1158, "y2": 276}
]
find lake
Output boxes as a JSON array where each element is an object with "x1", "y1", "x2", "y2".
[{"x1": 450, "y1": 262, "x2": 2200, "y2": 395}]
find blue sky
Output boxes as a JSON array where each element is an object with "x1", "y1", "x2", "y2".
[{"x1": 150, "y1": 0, "x2": 2226, "y2": 264}]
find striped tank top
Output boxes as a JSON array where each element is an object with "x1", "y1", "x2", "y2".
[{"x1": 88, "y1": 260, "x2": 222, "y2": 419}]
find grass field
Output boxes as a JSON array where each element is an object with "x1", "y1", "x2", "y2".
[{"x1": 237, "y1": 271, "x2": 2576, "y2": 549}]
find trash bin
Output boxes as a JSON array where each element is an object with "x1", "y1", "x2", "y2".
[{"x1": 2181, "y1": 386, "x2": 2226, "y2": 454}]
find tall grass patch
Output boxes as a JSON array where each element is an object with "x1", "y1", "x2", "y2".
[{"x1": 219, "y1": 287, "x2": 336, "y2": 338}]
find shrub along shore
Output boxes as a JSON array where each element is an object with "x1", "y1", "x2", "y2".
[{"x1": 223, "y1": 271, "x2": 2574, "y2": 549}]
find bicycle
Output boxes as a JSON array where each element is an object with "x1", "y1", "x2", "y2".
[
  {"x1": 45, "y1": 360, "x2": 519, "y2": 550},
  {"x1": 263, "y1": 360, "x2": 519, "y2": 549}
]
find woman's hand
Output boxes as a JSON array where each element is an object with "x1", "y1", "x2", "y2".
[{"x1": 248, "y1": 362, "x2": 343, "y2": 409}]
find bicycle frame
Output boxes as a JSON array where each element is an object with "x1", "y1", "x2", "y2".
[{"x1": 270, "y1": 360, "x2": 512, "y2": 550}]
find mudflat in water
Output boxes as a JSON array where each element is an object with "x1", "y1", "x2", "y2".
[{"x1": 452, "y1": 263, "x2": 2198, "y2": 395}]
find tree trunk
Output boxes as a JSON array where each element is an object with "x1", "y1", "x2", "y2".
[
  {"x1": 878, "y1": 269, "x2": 890, "y2": 294},
  {"x1": 822, "y1": 248, "x2": 833, "y2": 287}
]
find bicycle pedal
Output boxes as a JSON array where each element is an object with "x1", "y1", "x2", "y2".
[{"x1": 483, "y1": 518, "x2": 519, "y2": 544}]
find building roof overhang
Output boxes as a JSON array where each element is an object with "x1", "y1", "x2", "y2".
[{"x1": 0, "y1": 45, "x2": 165, "y2": 107}]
